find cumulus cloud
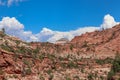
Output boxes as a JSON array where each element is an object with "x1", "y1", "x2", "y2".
[
  {"x1": 0, "y1": 0, "x2": 25, "y2": 7},
  {"x1": 100, "y1": 14, "x2": 119, "y2": 29},
  {"x1": 0, "y1": 17, "x2": 39, "y2": 42},
  {"x1": 0, "y1": 17, "x2": 24, "y2": 30},
  {"x1": 0, "y1": 14, "x2": 119, "y2": 43},
  {"x1": 37, "y1": 27, "x2": 99, "y2": 43}
]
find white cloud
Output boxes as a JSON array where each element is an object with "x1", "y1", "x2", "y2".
[
  {"x1": 39, "y1": 27, "x2": 99, "y2": 43},
  {"x1": 0, "y1": 17, "x2": 38, "y2": 42},
  {"x1": 0, "y1": 0, "x2": 25, "y2": 6},
  {"x1": 0, "y1": 14, "x2": 119, "y2": 43},
  {"x1": 7, "y1": 0, "x2": 15, "y2": 6},
  {"x1": 7, "y1": 0, "x2": 24, "y2": 7},
  {"x1": 0, "y1": 17, "x2": 24, "y2": 30},
  {"x1": 100, "y1": 14, "x2": 119, "y2": 29}
]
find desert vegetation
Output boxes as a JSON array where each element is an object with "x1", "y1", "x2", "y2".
[{"x1": 0, "y1": 25, "x2": 120, "y2": 80}]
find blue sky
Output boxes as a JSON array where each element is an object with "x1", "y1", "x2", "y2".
[
  {"x1": 0, "y1": 0, "x2": 120, "y2": 42},
  {"x1": 0, "y1": 0, "x2": 120, "y2": 32}
]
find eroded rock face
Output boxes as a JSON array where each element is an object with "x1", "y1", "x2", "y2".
[
  {"x1": 0, "y1": 24, "x2": 120, "y2": 80},
  {"x1": 69, "y1": 24, "x2": 120, "y2": 58},
  {"x1": 31, "y1": 24, "x2": 120, "y2": 59},
  {"x1": 0, "y1": 55, "x2": 7, "y2": 67}
]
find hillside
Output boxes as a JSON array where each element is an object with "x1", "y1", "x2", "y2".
[
  {"x1": 71, "y1": 24, "x2": 120, "y2": 58},
  {"x1": 0, "y1": 24, "x2": 120, "y2": 80}
]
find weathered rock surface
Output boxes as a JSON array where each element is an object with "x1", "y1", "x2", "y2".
[{"x1": 0, "y1": 24, "x2": 120, "y2": 80}]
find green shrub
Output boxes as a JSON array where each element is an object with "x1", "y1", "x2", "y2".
[
  {"x1": 25, "y1": 68, "x2": 32, "y2": 75},
  {"x1": 22, "y1": 67, "x2": 32, "y2": 76},
  {"x1": 0, "y1": 44, "x2": 14, "y2": 52},
  {"x1": 67, "y1": 61, "x2": 78, "y2": 68},
  {"x1": 66, "y1": 76, "x2": 71, "y2": 80},
  {"x1": 87, "y1": 73, "x2": 93, "y2": 80},
  {"x1": 46, "y1": 69, "x2": 52, "y2": 75},
  {"x1": 95, "y1": 58, "x2": 113, "y2": 65},
  {"x1": 107, "y1": 53, "x2": 120, "y2": 80},
  {"x1": 13, "y1": 75, "x2": 18, "y2": 78},
  {"x1": 70, "y1": 44, "x2": 73, "y2": 50},
  {"x1": 112, "y1": 54, "x2": 120, "y2": 73},
  {"x1": 0, "y1": 68, "x2": 4, "y2": 75},
  {"x1": 74, "y1": 76, "x2": 80, "y2": 80},
  {"x1": 39, "y1": 75, "x2": 45, "y2": 80},
  {"x1": 39, "y1": 54, "x2": 45, "y2": 60},
  {"x1": 49, "y1": 74, "x2": 54, "y2": 80}
]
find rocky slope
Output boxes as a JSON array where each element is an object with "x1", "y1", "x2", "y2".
[
  {"x1": 70, "y1": 24, "x2": 120, "y2": 58},
  {"x1": 0, "y1": 24, "x2": 120, "y2": 80},
  {"x1": 32, "y1": 24, "x2": 120, "y2": 59}
]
